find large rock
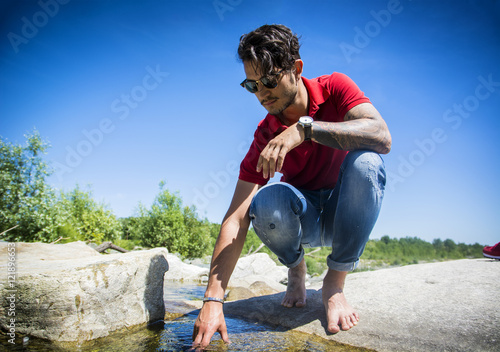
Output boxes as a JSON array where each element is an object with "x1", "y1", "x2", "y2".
[
  {"x1": 0, "y1": 241, "x2": 168, "y2": 342},
  {"x1": 228, "y1": 253, "x2": 288, "y2": 293},
  {"x1": 163, "y1": 252, "x2": 288, "y2": 295},
  {"x1": 220, "y1": 259, "x2": 500, "y2": 352},
  {"x1": 163, "y1": 253, "x2": 208, "y2": 282},
  {"x1": 226, "y1": 281, "x2": 282, "y2": 301}
]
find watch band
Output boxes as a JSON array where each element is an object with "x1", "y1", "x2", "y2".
[
  {"x1": 303, "y1": 124, "x2": 311, "y2": 141},
  {"x1": 299, "y1": 116, "x2": 313, "y2": 141},
  {"x1": 203, "y1": 297, "x2": 224, "y2": 304}
]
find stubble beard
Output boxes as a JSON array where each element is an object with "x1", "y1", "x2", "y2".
[{"x1": 265, "y1": 85, "x2": 298, "y2": 116}]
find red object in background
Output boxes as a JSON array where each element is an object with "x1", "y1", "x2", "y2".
[{"x1": 483, "y1": 242, "x2": 500, "y2": 260}]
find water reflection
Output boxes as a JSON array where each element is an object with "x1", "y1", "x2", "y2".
[{"x1": 158, "y1": 310, "x2": 361, "y2": 352}]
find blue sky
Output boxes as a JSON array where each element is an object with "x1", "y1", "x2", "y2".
[{"x1": 1, "y1": 0, "x2": 499, "y2": 246}]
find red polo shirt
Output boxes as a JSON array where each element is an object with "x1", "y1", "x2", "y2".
[{"x1": 238, "y1": 72, "x2": 371, "y2": 190}]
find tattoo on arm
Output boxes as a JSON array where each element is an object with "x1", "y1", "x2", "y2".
[{"x1": 311, "y1": 104, "x2": 392, "y2": 154}]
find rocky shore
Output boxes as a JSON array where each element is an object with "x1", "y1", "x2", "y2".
[
  {"x1": 1, "y1": 241, "x2": 498, "y2": 351},
  {"x1": 168, "y1": 253, "x2": 500, "y2": 352}
]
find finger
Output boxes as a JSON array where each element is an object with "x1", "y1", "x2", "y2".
[
  {"x1": 268, "y1": 156, "x2": 276, "y2": 179},
  {"x1": 256, "y1": 154, "x2": 263, "y2": 173},
  {"x1": 267, "y1": 146, "x2": 282, "y2": 178},
  {"x1": 192, "y1": 327, "x2": 197, "y2": 342},
  {"x1": 199, "y1": 324, "x2": 219, "y2": 349},
  {"x1": 192, "y1": 328, "x2": 203, "y2": 347},
  {"x1": 260, "y1": 154, "x2": 271, "y2": 179},
  {"x1": 257, "y1": 142, "x2": 273, "y2": 174},
  {"x1": 258, "y1": 158, "x2": 268, "y2": 179},
  {"x1": 192, "y1": 321, "x2": 207, "y2": 347},
  {"x1": 276, "y1": 146, "x2": 288, "y2": 173},
  {"x1": 201, "y1": 332, "x2": 213, "y2": 349},
  {"x1": 219, "y1": 321, "x2": 230, "y2": 344},
  {"x1": 258, "y1": 146, "x2": 272, "y2": 178}
]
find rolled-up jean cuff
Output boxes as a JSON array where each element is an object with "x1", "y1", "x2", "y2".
[
  {"x1": 327, "y1": 257, "x2": 359, "y2": 272},
  {"x1": 284, "y1": 247, "x2": 305, "y2": 269}
]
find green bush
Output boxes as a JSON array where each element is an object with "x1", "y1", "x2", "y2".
[
  {"x1": 0, "y1": 131, "x2": 65, "y2": 242},
  {"x1": 58, "y1": 186, "x2": 122, "y2": 244},
  {"x1": 134, "y1": 181, "x2": 212, "y2": 258},
  {"x1": 1, "y1": 130, "x2": 127, "y2": 244},
  {"x1": 360, "y1": 236, "x2": 484, "y2": 266},
  {"x1": 304, "y1": 255, "x2": 327, "y2": 276},
  {"x1": 119, "y1": 216, "x2": 143, "y2": 243}
]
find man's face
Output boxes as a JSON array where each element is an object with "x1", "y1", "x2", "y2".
[{"x1": 243, "y1": 61, "x2": 299, "y2": 117}]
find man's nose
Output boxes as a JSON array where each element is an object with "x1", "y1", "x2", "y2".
[{"x1": 255, "y1": 87, "x2": 271, "y2": 99}]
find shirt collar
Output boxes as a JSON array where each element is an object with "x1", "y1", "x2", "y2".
[
  {"x1": 264, "y1": 76, "x2": 331, "y2": 132},
  {"x1": 302, "y1": 76, "x2": 330, "y2": 117},
  {"x1": 267, "y1": 114, "x2": 285, "y2": 133}
]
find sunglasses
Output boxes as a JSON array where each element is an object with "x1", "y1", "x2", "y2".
[{"x1": 240, "y1": 69, "x2": 285, "y2": 93}]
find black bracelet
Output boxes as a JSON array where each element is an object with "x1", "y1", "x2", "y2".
[{"x1": 203, "y1": 297, "x2": 224, "y2": 304}]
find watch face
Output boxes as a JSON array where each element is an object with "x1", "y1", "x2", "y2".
[{"x1": 300, "y1": 116, "x2": 313, "y2": 124}]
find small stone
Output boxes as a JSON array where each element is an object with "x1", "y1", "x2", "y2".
[{"x1": 226, "y1": 287, "x2": 254, "y2": 301}]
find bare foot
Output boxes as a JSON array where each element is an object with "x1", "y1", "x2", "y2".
[
  {"x1": 322, "y1": 269, "x2": 359, "y2": 333},
  {"x1": 281, "y1": 258, "x2": 307, "y2": 308}
]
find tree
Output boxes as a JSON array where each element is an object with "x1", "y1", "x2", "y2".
[
  {"x1": 432, "y1": 238, "x2": 443, "y2": 250},
  {"x1": 59, "y1": 186, "x2": 122, "y2": 243},
  {"x1": 381, "y1": 235, "x2": 391, "y2": 245},
  {"x1": 136, "y1": 181, "x2": 212, "y2": 258},
  {"x1": 0, "y1": 131, "x2": 64, "y2": 242},
  {"x1": 120, "y1": 216, "x2": 143, "y2": 243},
  {"x1": 443, "y1": 238, "x2": 457, "y2": 252}
]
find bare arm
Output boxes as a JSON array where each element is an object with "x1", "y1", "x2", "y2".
[
  {"x1": 256, "y1": 103, "x2": 391, "y2": 180},
  {"x1": 311, "y1": 103, "x2": 392, "y2": 154},
  {"x1": 205, "y1": 180, "x2": 259, "y2": 297},
  {"x1": 192, "y1": 179, "x2": 260, "y2": 349}
]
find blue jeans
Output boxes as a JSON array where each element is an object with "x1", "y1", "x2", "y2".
[{"x1": 249, "y1": 150, "x2": 386, "y2": 272}]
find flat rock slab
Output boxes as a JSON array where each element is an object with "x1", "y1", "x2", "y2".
[
  {"x1": 220, "y1": 259, "x2": 499, "y2": 352},
  {"x1": 0, "y1": 241, "x2": 169, "y2": 342}
]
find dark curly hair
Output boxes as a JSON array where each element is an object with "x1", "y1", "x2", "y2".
[{"x1": 237, "y1": 24, "x2": 301, "y2": 76}]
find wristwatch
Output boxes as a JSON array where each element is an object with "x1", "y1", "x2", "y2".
[{"x1": 298, "y1": 116, "x2": 313, "y2": 141}]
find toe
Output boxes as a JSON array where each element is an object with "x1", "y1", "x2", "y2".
[
  {"x1": 328, "y1": 322, "x2": 340, "y2": 334},
  {"x1": 295, "y1": 299, "x2": 306, "y2": 308},
  {"x1": 326, "y1": 309, "x2": 341, "y2": 333},
  {"x1": 340, "y1": 316, "x2": 350, "y2": 331},
  {"x1": 281, "y1": 297, "x2": 292, "y2": 308}
]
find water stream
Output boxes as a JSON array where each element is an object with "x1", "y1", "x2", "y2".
[{"x1": 1, "y1": 283, "x2": 373, "y2": 351}]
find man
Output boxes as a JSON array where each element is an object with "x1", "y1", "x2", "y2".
[{"x1": 192, "y1": 24, "x2": 391, "y2": 349}]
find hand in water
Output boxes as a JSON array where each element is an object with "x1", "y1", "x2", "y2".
[{"x1": 192, "y1": 301, "x2": 230, "y2": 350}]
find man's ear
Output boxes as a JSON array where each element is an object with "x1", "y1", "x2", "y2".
[{"x1": 294, "y1": 59, "x2": 304, "y2": 78}]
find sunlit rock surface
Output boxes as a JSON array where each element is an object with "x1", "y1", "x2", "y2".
[
  {"x1": 163, "y1": 253, "x2": 208, "y2": 282},
  {"x1": 170, "y1": 257, "x2": 499, "y2": 351},
  {"x1": 227, "y1": 253, "x2": 288, "y2": 294},
  {"x1": 221, "y1": 259, "x2": 500, "y2": 352}
]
